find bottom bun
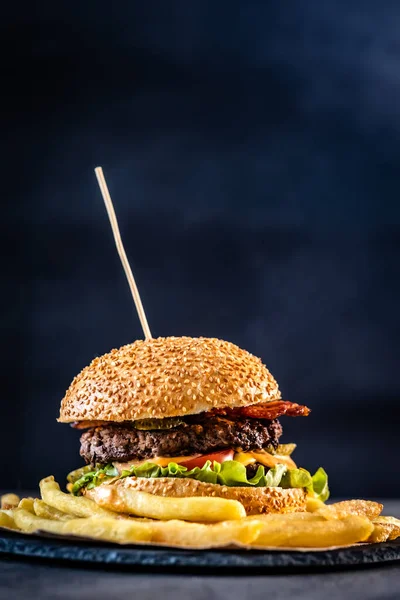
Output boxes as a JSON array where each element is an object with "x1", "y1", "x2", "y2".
[{"x1": 110, "y1": 477, "x2": 307, "y2": 515}]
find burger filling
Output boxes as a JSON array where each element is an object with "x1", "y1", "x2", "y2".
[
  {"x1": 79, "y1": 416, "x2": 283, "y2": 464},
  {"x1": 68, "y1": 401, "x2": 329, "y2": 502}
]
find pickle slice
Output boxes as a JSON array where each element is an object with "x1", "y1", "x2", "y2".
[
  {"x1": 275, "y1": 443, "x2": 297, "y2": 456},
  {"x1": 133, "y1": 417, "x2": 184, "y2": 430}
]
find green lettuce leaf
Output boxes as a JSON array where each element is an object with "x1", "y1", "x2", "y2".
[
  {"x1": 280, "y1": 467, "x2": 330, "y2": 501},
  {"x1": 280, "y1": 468, "x2": 313, "y2": 489},
  {"x1": 211, "y1": 460, "x2": 254, "y2": 486},
  {"x1": 71, "y1": 464, "x2": 119, "y2": 495},
  {"x1": 67, "y1": 465, "x2": 93, "y2": 484},
  {"x1": 264, "y1": 464, "x2": 288, "y2": 487},
  {"x1": 71, "y1": 460, "x2": 329, "y2": 499},
  {"x1": 309, "y1": 467, "x2": 330, "y2": 502}
]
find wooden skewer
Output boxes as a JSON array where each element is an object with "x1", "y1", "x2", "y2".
[{"x1": 94, "y1": 166, "x2": 152, "y2": 340}]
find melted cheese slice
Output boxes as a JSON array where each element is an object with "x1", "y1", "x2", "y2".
[
  {"x1": 234, "y1": 451, "x2": 297, "y2": 469},
  {"x1": 233, "y1": 453, "x2": 257, "y2": 466}
]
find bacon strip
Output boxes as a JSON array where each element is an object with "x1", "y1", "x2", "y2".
[
  {"x1": 70, "y1": 400, "x2": 310, "y2": 429},
  {"x1": 209, "y1": 401, "x2": 310, "y2": 420}
]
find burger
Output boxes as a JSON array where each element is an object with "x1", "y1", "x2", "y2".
[{"x1": 60, "y1": 336, "x2": 329, "y2": 515}]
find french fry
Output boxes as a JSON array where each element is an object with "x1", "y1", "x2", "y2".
[
  {"x1": 316, "y1": 500, "x2": 383, "y2": 521},
  {"x1": 1, "y1": 493, "x2": 20, "y2": 510},
  {"x1": 39, "y1": 477, "x2": 114, "y2": 518},
  {"x1": 148, "y1": 519, "x2": 262, "y2": 547},
  {"x1": 33, "y1": 499, "x2": 74, "y2": 522},
  {"x1": 247, "y1": 512, "x2": 324, "y2": 522},
  {"x1": 374, "y1": 515, "x2": 400, "y2": 528},
  {"x1": 3, "y1": 476, "x2": 397, "y2": 549},
  {"x1": 13, "y1": 509, "x2": 152, "y2": 544},
  {"x1": 12, "y1": 509, "x2": 261, "y2": 548},
  {"x1": 367, "y1": 516, "x2": 400, "y2": 543},
  {"x1": 367, "y1": 522, "x2": 393, "y2": 543},
  {"x1": 18, "y1": 498, "x2": 35, "y2": 513},
  {"x1": 249, "y1": 514, "x2": 373, "y2": 548},
  {"x1": 87, "y1": 483, "x2": 246, "y2": 522},
  {"x1": 0, "y1": 510, "x2": 18, "y2": 530},
  {"x1": 376, "y1": 516, "x2": 400, "y2": 540},
  {"x1": 306, "y1": 497, "x2": 325, "y2": 513}
]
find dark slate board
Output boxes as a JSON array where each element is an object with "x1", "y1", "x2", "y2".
[{"x1": 0, "y1": 530, "x2": 400, "y2": 570}]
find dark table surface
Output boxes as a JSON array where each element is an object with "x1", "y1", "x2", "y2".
[{"x1": 1, "y1": 498, "x2": 399, "y2": 600}]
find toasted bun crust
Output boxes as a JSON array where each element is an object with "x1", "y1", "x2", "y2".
[
  {"x1": 86, "y1": 477, "x2": 306, "y2": 515},
  {"x1": 59, "y1": 336, "x2": 281, "y2": 423}
]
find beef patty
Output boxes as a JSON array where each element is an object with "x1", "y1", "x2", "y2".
[{"x1": 80, "y1": 417, "x2": 283, "y2": 465}]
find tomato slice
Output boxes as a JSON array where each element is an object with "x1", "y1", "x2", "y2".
[{"x1": 179, "y1": 450, "x2": 234, "y2": 470}]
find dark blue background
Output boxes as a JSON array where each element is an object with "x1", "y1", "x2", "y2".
[{"x1": 2, "y1": 2, "x2": 399, "y2": 495}]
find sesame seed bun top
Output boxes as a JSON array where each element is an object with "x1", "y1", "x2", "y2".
[{"x1": 58, "y1": 336, "x2": 281, "y2": 423}]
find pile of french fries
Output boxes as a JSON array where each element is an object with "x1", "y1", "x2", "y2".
[{"x1": 0, "y1": 476, "x2": 399, "y2": 549}]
